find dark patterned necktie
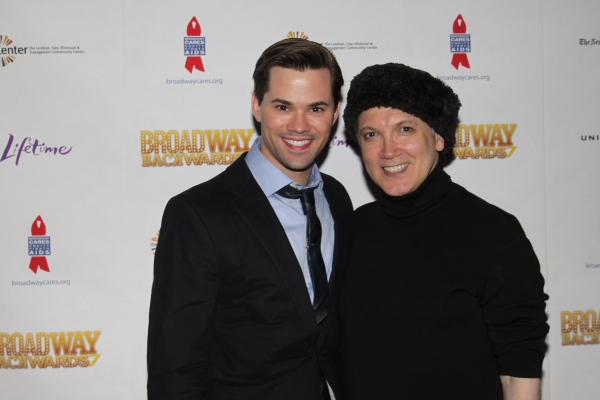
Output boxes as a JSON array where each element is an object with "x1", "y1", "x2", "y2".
[{"x1": 276, "y1": 185, "x2": 330, "y2": 325}]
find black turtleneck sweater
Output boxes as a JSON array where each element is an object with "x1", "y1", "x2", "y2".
[{"x1": 338, "y1": 162, "x2": 549, "y2": 400}]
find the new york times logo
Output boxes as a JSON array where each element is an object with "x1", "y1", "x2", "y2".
[{"x1": 579, "y1": 38, "x2": 600, "y2": 46}]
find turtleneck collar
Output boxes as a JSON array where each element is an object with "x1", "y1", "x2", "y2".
[{"x1": 379, "y1": 158, "x2": 453, "y2": 219}]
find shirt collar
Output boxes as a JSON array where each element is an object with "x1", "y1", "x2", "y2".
[{"x1": 245, "y1": 137, "x2": 323, "y2": 197}]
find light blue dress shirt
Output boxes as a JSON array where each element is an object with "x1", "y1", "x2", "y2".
[{"x1": 245, "y1": 137, "x2": 335, "y2": 304}]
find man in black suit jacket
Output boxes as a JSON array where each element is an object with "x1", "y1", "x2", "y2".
[{"x1": 147, "y1": 38, "x2": 353, "y2": 400}]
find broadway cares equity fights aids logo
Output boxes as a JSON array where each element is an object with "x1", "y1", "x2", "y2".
[
  {"x1": 453, "y1": 124, "x2": 517, "y2": 160},
  {"x1": 141, "y1": 128, "x2": 256, "y2": 166},
  {"x1": 0, "y1": 331, "x2": 101, "y2": 369},
  {"x1": 184, "y1": 17, "x2": 205, "y2": 73},
  {"x1": 450, "y1": 14, "x2": 470, "y2": 70},
  {"x1": 561, "y1": 309, "x2": 600, "y2": 346},
  {"x1": 29, "y1": 216, "x2": 50, "y2": 274}
]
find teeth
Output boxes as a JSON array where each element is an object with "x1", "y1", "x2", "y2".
[
  {"x1": 383, "y1": 163, "x2": 408, "y2": 173},
  {"x1": 284, "y1": 138, "x2": 311, "y2": 146}
]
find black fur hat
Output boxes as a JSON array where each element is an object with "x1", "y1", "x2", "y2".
[{"x1": 343, "y1": 63, "x2": 461, "y2": 160}]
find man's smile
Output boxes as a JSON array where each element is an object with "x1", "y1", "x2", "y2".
[{"x1": 383, "y1": 163, "x2": 408, "y2": 173}]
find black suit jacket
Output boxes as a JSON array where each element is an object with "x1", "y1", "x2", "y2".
[{"x1": 148, "y1": 154, "x2": 353, "y2": 399}]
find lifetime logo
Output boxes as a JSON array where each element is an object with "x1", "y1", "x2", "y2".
[{"x1": 0, "y1": 134, "x2": 73, "y2": 166}]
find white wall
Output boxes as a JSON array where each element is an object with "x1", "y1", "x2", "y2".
[{"x1": 1, "y1": 1, "x2": 599, "y2": 398}]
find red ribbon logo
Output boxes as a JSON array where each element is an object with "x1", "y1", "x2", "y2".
[
  {"x1": 29, "y1": 216, "x2": 50, "y2": 274},
  {"x1": 185, "y1": 17, "x2": 205, "y2": 73},
  {"x1": 451, "y1": 14, "x2": 470, "y2": 70}
]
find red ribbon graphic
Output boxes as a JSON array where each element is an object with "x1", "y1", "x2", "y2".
[
  {"x1": 451, "y1": 14, "x2": 470, "y2": 70},
  {"x1": 29, "y1": 215, "x2": 50, "y2": 273},
  {"x1": 185, "y1": 17, "x2": 205, "y2": 73}
]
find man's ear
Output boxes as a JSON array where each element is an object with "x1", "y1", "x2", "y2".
[
  {"x1": 251, "y1": 93, "x2": 262, "y2": 123},
  {"x1": 333, "y1": 101, "x2": 341, "y2": 125},
  {"x1": 435, "y1": 133, "x2": 444, "y2": 152}
]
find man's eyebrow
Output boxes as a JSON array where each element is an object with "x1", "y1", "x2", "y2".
[
  {"x1": 359, "y1": 120, "x2": 416, "y2": 133},
  {"x1": 359, "y1": 125, "x2": 378, "y2": 133},
  {"x1": 269, "y1": 99, "x2": 331, "y2": 108},
  {"x1": 270, "y1": 98, "x2": 292, "y2": 105},
  {"x1": 394, "y1": 120, "x2": 415, "y2": 128}
]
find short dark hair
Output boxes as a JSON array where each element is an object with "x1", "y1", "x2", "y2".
[
  {"x1": 253, "y1": 38, "x2": 343, "y2": 106},
  {"x1": 343, "y1": 63, "x2": 461, "y2": 162}
]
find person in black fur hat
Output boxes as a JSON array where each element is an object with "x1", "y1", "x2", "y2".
[
  {"x1": 338, "y1": 63, "x2": 549, "y2": 399},
  {"x1": 344, "y1": 63, "x2": 460, "y2": 166}
]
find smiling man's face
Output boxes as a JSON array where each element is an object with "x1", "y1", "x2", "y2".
[
  {"x1": 358, "y1": 107, "x2": 444, "y2": 197},
  {"x1": 251, "y1": 66, "x2": 340, "y2": 185}
]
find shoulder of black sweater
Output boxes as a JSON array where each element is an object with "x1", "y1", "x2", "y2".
[
  {"x1": 353, "y1": 184, "x2": 524, "y2": 232},
  {"x1": 352, "y1": 200, "x2": 381, "y2": 220},
  {"x1": 450, "y1": 182, "x2": 525, "y2": 234}
]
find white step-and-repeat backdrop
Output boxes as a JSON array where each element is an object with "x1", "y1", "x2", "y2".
[{"x1": 1, "y1": 0, "x2": 599, "y2": 398}]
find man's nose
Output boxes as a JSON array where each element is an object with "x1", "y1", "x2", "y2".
[
  {"x1": 287, "y1": 112, "x2": 310, "y2": 134},
  {"x1": 381, "y1": 137, "x2": 401, "y2": 159}
]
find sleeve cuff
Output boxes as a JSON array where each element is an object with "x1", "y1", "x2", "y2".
[{"x1": 496, "y1": 345, "x2": 545, "y2": 378}]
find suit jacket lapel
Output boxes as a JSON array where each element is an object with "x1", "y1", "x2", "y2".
[
  {"x1": 317, "y1": 177, "x2": 351, "y2": 347},
  {"x1": 223, "y1": 156, "x2": 319, "y2": 344},
  {"x1": 323, "y1": 180, "x2": 349, "y2": 308}
]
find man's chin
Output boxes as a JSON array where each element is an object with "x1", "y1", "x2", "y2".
[
  {"x1": 278, "y1": 154, "x2": 318, "y2": 171},
  {"x1": 283, "y1": 164, "x2": 313, "y2": 173}
]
